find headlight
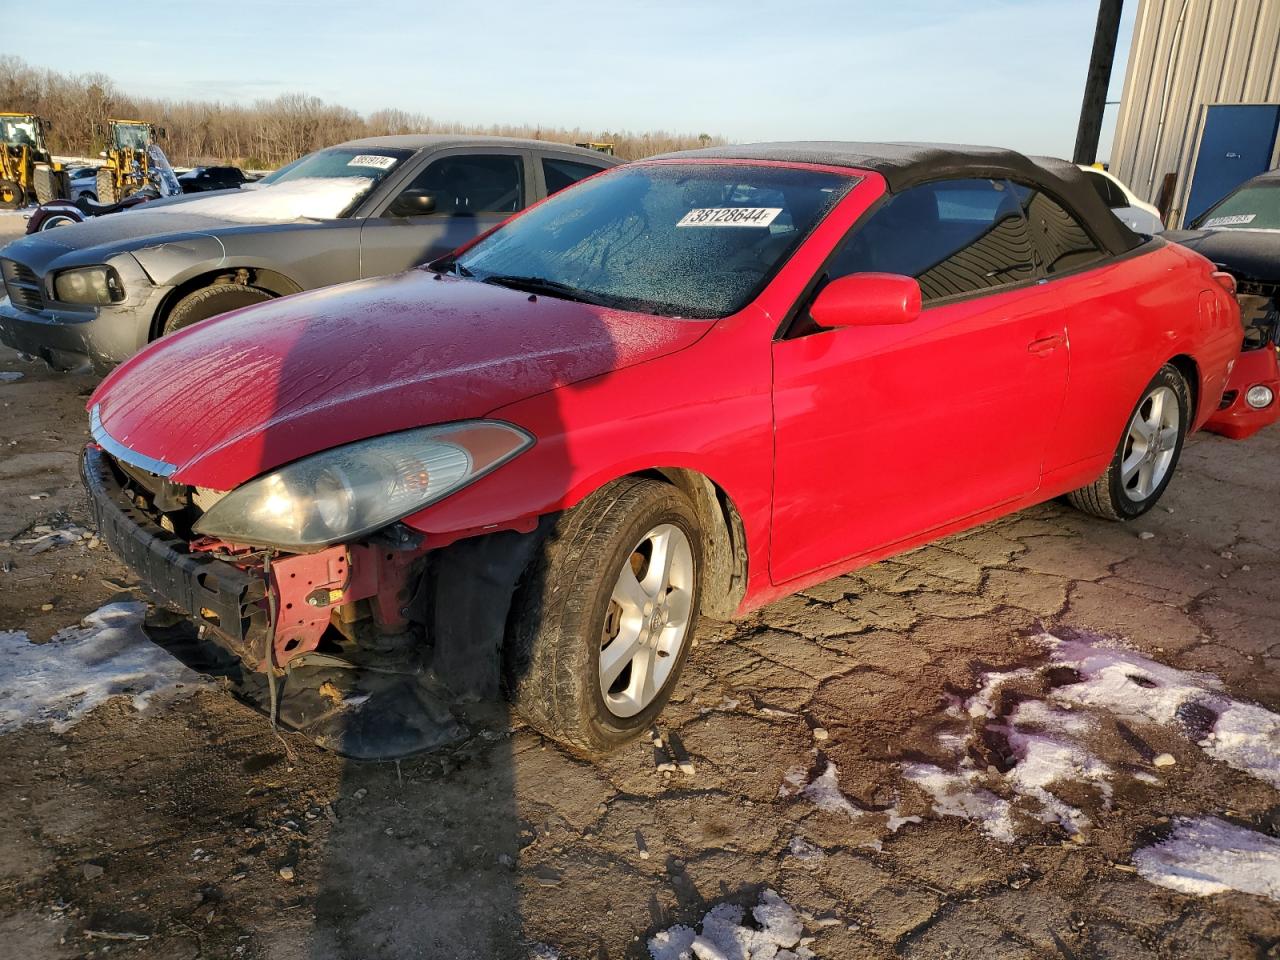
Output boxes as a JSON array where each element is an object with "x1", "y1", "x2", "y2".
[
  {"x1": 193, "y1": 421, "x2": 533, "y2": 550},
  {"x1": 53, "y1": 265, "x2": 125, "y2": 305},
  {"x1": 1245, "y1": 385, "x2": 1274, "y2": 409}
]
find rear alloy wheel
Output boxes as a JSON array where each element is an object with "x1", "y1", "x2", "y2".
[
  {"x1": 506, "y1": 477, "x2": 702, "y2": 755},
  {"x1": 0, "y1": 179, "x2": 25, "y2": 210},
  {"x1": 161, "y1": 282, "x2": 275, "y2": 336},
  {"x1": 1068, "y1": 364, "x2": 1189, "y2": 520}
]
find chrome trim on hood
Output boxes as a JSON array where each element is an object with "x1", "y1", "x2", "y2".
[{"x1": 90, "y1": 404, "x2": 177, "y2": 478}]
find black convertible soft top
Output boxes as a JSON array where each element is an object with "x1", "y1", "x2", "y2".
[{"x1": 655, "y1": 141, "x2": 1144, "y2": 256}]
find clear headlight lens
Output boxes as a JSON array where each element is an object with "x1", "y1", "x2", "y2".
[
  {"x1": 1245, "y1": 385, "x2": 1274, "y2": 409},
  {"x1": 193, "y1": 421, "x2": 533, "y2": 550},
  {"x1": 53, "y1": 265, "x2": 125, "y2": 305}
]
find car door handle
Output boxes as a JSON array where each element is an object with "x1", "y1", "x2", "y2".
[{"x1": 1027, "y1": 334, "x2": 1065, "y2": 354}]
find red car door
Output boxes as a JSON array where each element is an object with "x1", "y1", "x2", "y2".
[{"x1": 769, "y1": 178, "x2": 1069, "y2": 585}]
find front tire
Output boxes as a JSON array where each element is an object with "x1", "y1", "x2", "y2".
[
  {"x1": 506, "y1": 477, "x2": 703, "y2": 755},
  {"x1": 161, "y1": 283, "x2": 275, "y2": 336},
  {"x1": 1068, "y1": 364, "x2": 1190, "y2": 520}
]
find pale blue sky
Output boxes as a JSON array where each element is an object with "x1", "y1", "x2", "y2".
[{"x1": 3, "y1": 0, "x2": 1137, "y2": 160}]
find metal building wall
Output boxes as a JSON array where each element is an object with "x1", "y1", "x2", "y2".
[{"x1": 1110, "y1": 0, "x2": 1280, "y2": 226}]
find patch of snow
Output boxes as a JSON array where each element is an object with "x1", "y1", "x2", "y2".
[
  {"x1": 0, "y1": 371, "x2": 23, "y2": 382},
  {"x1": 883, "y1": 805, "x2": 923, "y2": 833},
  {"x1": 786, "y1": 836, "x2": 825, "y2": 862},
  {"x1": 144, "y1": 176, "x2": 373, "y2": 223},
  {"x1": 799, "y1": 762, "x2": 863, "y2": 819},
  {"x1": 0, "y1": 602, "x2": 201, "y2": 733},
  {"x1": 1132, "y1": 817, "x2": 1280, "y2": 901},
  {"x1": 998, "y1": 724, "x2": 1113, "y2": 835},
  {"x1": 1048, "y1": 636, "x2": 1280, "y2": 789},
  {"x1": 777, "y1": 767, "x2": 807, "y2": 798},
  {"x1": 902, "y1": 633, "x2": 1280, "y2": 843},
  {"x1": 901, "y1": 763, "x2": 1017, "y2": 842},
  {"x1": 1202, "y1": 701, "x2": 1280, "y2": 790},
  {"x1": 1047, "y1": 636, "x2": 1222, "y2": 726},
  {"x1": 648, "y1": 889, "x2": 814, "y2": 960},
  {"x1": 964, "y1": 667, "x2": 1036, "y2": 718}
]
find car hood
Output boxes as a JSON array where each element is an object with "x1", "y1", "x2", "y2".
[
  {"x1": 1166, "y1": 228, "x2": 1280, "y2": 285},
  {"x1": 0, "y1": 207, "x2": 259, "y2": 276},
  {"x1": 90, "y1": 271, "x2": 713, "y2": 489}
]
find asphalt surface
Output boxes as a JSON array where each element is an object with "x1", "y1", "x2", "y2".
[{"x1": 0, "y1": 326, "x2": 1277, "y2": 959}]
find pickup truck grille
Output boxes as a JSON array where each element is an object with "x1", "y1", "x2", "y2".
[{"x1": 1, "y1": 258, "x2": 44, "y2": 312}]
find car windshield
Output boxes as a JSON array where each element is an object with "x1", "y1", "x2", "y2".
[
  {"x1": 258, "y1": 147, "x2": 411, "y2": 187},
  {"x1": 149, "y1": 147, "x2": 414, "y2": 222},
  {"x1": 1195, "y1": 181, "x2": 1280, "y2": 230},
  {"x1": 452, "y1": 162, "x2": 855, "y2": 318}
]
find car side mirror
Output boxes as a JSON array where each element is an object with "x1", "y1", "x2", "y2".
[
  {"x1": 389, "y1": 189, "x2": 438, "y2": 217},
  {"x1": 810, "y1": 273, "x2": 922, "y2": 328}
]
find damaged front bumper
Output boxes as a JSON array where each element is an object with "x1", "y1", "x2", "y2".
[
  {"x1": 0, "y1": 281, "x2": 169, "y2": 374},
  {"x1": 81, "y1": 444, "x2": 551, "y2": 757},
  {"x1": 82, "y1": 444, "x2": 426, "y2": 672}
]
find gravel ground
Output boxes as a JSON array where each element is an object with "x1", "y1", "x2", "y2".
[{"x1": 0, "y1": 342, "x2": 1277, "y2": 960}]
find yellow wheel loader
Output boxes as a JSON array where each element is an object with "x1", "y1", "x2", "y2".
[
  {"x1": 0, "y1": 113, "x2": 69, "y2": 209},
  {"x1": 96, "y1": 119, "x2": 167, "y2": 204}
]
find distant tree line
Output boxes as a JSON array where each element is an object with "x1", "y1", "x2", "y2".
[{"x1": 0, "y1": 56, "x2": 724, "y2": 168}]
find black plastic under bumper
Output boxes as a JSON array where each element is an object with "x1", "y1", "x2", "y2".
[{"x1": 81, "y1": 445, "x2": 268, "y2": 653}]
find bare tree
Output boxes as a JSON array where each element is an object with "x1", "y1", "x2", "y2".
[{"x1": 0, "y1": 56, "x2": 727, "y2": 168}]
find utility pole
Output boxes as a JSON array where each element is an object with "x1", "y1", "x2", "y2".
[{"x1": 1073, "y1": 0, "x2": 1124, "y2": 165}]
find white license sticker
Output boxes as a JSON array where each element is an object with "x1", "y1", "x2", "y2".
[
  {"x1": 1204, "y1": 213, "x2": 1256, "y2": 227},
  {"x1": 677, "y1": 207, "x2": 782, "y2": 228},
  {"x1": 347, "y1": 154, "x2": 398, "y2": 170}
]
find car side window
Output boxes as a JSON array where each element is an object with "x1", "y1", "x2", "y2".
[
  {"x1": 384, "y1": 154, "x2": 524, "y2": 219},
  {"x1": 826, "y1": 178, "x2": 1037, "y2": 303},
  {"x1": 1084, "y1": 170, "x2": 1126, "y2": 209},
  {"x1": 542, "y1": 157, "x2": 604, "y2": 195},
  {"x1": 1011, "y1": 182, "x2": 1105, "y2": 275}
]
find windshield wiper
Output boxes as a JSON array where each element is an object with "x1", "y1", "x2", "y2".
[{"x1": 479, "y1": 274, "x2": 610, "y2": 306}]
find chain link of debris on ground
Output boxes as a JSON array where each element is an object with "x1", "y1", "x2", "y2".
[{"x1": 0, "y1": 342, "x2": 1277, "y2": 960}]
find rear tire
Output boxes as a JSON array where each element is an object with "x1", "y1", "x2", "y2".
[
  {"x1": 95, "y1": 167, "x2": 118, "y2": 205},
  {"x1": 1068, "y1": 364, "x2": 1190, "y2": 520},
  {"x1": 161, "y1": 283, "x2": 274, "y2": 336},
  {"x1": 505, "y1": 477, "x2": 703, "y2": 755},
  {"x1": 0, "y1": 179, "x2": 24, "y2": 210}
]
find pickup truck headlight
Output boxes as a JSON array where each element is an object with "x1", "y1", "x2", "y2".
[
  {"x1": 53, "y1": 265, "x2": 125, "y2": 305},
  {"x1": 193, "y1": 422, "x2": 533, "y2": 551}
]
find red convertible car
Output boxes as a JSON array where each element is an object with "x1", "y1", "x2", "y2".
[{"x1": 82, "y1": 143, "x2": 1244, "y2": 755}]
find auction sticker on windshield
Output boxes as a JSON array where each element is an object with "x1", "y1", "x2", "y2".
[
  {"x1": 1205, "y1": 214, "x2": 1257, "y2": 227},
  {"x1": 677, "y1": 207, "x2": 782, "y2": 227},
  {"x1": 347, "y1": 155, "x2": 398, "y2": 170}
]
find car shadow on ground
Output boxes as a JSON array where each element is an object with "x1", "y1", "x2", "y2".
[{"x1": 224, "y1": 265, "x2": 622, "y2": 959}]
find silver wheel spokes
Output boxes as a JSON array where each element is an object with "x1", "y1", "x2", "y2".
[
  {"x1": 1120, "y1": 385, "x2": 1179, "y2": 501},
  {"x1": 600, "y1": 523, "x2": 694, "y2": 718}
]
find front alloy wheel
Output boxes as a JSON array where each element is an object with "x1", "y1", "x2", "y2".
[
  {"x1": 506, "y1": 477, "x2": 703, "y2": 755},
  {"x1": 600, "y1": 523, "x2": 696, "y2": 718}
]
